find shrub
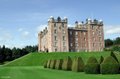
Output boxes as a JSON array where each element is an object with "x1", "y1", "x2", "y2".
[
  {"x1": 84, "y1": 56, "x2": 100, "y2": 74},
  {"x1": 43, "y1": 60, "x2": 48, "y2": 68},
  {"x1": 50, "y1": 60, "x2": 56, "y2": 69},
  {"x1": 47, "y1": 59, "x2": 51, "y2": 68},
  {"x1": 55, "y1": 59, "x2": 63, "y2": 70},
  {"x1": 99, "y1": 56, "x2": 104, "y2": 64},
  {"x1": 100, "y1": 56, "x2": 119, "y2": 74},
  {"x1": 110, "y1": 51, "x2": 119, "y2": 63},
  {"x1": 72, "y1": 56, "x2": 84, "y2": 72},
  {"x1": 62, "y1": 56, "x2": 72, "y2": 71}
]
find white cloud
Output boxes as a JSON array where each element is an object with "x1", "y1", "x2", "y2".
[{"x1": 104, "y1": 25, "x2": 120, "y2": 34}]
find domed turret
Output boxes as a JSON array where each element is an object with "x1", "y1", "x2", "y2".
[
  {"x1": 57, "y1": 16, "x2": 61, "y2": 22},
  {"x1": 49, "y1": 16, "x2": 54, "y2": 22}
]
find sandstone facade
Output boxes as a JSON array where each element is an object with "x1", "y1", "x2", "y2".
[{"x1": 38, "y1": 17, "x2": 104, "y2": 52}]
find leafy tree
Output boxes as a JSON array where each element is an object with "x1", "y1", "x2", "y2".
[{"x1": 105, "y1": 39, "x2": 113, "y2": 47}]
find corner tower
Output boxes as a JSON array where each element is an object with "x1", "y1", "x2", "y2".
[
  {"x1": 86, "y1": 19, "x2": 104, "y2": 51},
  {"x1": 47, "y1": 16, "x2": 69, "y2": 52}
]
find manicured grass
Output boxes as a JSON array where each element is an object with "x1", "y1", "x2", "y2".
[
  {"x1": 1, "y1": 52, "x2": 120, "y2": 79},
  {"x1": 4, "y1": 51, "x2": 112, "y2": 66},
  {"x1": 0, "y1": 66, "x2": 120, "y2": 79}
]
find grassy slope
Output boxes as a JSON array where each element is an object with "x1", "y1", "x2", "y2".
[
  {"x1": 1, "y1": 52, "x2": 120, "y2": 79},
  {"x1": 4, "y1": 51, "x2": 114, "y2": 66},
  {"x1": 0, "y1": 66, "x2": 120, "y2": 79}
]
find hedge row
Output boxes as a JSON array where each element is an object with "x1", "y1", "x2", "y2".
[{"x1": 44, "y1": 52, "x2": 120, "y2": 74}]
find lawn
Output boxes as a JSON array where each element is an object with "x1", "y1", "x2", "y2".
[
  {"x1": 1, "y1": 51, "x2": 120, "y2": 79},
  {"x1": 4, "y1": 51, "x2": 112, "y2": 66},
  {"x1": 0, "y1": 66, "x2": 120, "y2": 79}
]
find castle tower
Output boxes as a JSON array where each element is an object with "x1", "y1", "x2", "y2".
[
  {"x1": 47, "y1": 16, "x2": 69, "y2": 52},
  {"x1": 86, "y1": 19, "x2": 104, "y2": 51}
]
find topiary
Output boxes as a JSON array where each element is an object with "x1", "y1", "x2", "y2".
[
  {"x1": 55, "y1": 59, "x2": 63, "y2": 70},
  {"x1": 72, "y1": 56, "x2": 84, "y2": 72},
  {"x1": 47, "y1": 59, "x2": 51, "y2": 68},
  {"x1": 43, "y1": 60, "x2": 48, "y2": 68},
  {"x1": 62, "y1": 56, "x2": 72, "y2": 71},
  {"x1": 110, "y1": 51, "x2": 119, "y2": 63},
  {"x1": 100, "y1": 56, "x2": 119, "y2": 74},
  {"x1": 99, "y1": 56, "x2": 104, "y2": 64},
  {"x1": 84, "y1": 56, "x2": 100, "y2": 74},
  {"x1": 50, "y1": 60, "x2": 56, "y2": 69}
]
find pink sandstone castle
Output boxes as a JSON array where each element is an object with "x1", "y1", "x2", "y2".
[{"x1": 38, "y1": 16, "x2": 104, "y2": 52}]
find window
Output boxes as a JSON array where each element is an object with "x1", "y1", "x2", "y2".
[
  {"x1": 93, "y1": 32, "x2": 95, "y2": 35},
  {"x1": 93, "y1": 43, "x2": 95, "y2": 47},
  {"x1": 75, "y1": 32, "x2": 78, "y2": 35},
  {"x1": 70, "y1": 43, "x2": 73, "y2": 47},
  {"x1": 70, "y1": 31, "x2": 72, "y2": 35},
  {"x1": 54, "y1": 42, "x2": 57, "y2": 46},
  {"x1": 54, "y1": 23, "x2": 56, "y2": 27},
  {"x1": 54, "y1": 29, "x2": 57, "y2": 34},
  {"x1": 84, "y1": 38, "x2": 86, "y2": 41},
  {"x1": 54, "y1": 36, "x2": 57, "y2": 41},
  {"x1": 62, "y1": 23, "x2": 64, "y2": 28},
  {"x1": 76, "y1": 37, "x2": 78, "y2": 41},
  {"x1": 83, "y1": 32, "x2": 86, "y2": 35},
  {"x1": 55, "y1": 48, "x2": 57, "y2": 52},
  {"x1": 63, "y1": 30, "x2": 65, "y2": 34},
  {"x1": 63, "y1": 36, "x2": 65, "y2": 40},
  {"x1": 63, "y1": 42, "x2": 65, "y2": 46}
]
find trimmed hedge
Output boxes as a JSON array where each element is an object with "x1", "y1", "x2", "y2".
[
  {"x1": 99, "y1": 56, "x2": 104, "y2": 64},
  {"x1": 55, "y1": 59, "x2": 63, "y2": 70},
  {"x1": 47, "y1": 59, "x2": 51, "y2": 68},
  {"x1": 84, "y1": 56, "x2": 100, "y2": 74},
  {"x1": 72, "y1": 56, "x2": 84, "y2": 72},
  {"x1": 50, "y1": 60, "x2": 56, "y2": 69},
  {"x1": 100, "y1": 56, "x2": 119, "y2": 74},
  {"x1": 43, "y1": 60, "x2": 48, "y2": 68},
  {"x1": 110, "y1": 51, "x2": 119, "y2": 63},
  {"x1": 62, "y1": 56, "x2": 72, "y2": 71}
]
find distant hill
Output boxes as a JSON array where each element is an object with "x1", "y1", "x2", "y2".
[{"x1": 4, "y1": 51, "x2": 120, "y2": 66}]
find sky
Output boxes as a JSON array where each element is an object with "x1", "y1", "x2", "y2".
[{"x1": 0, "y1": 0, "x2": 120, "y2": 48}]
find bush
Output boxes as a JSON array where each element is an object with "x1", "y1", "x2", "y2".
[
  {"x1": 62, "y1": 56, "x2": 72, "y2": 71},
  {"x1": 110, "y1": 51, "x2": 119, "y2": 63},
  {"x1": 43, "y1": 60, "x2": 48, "y2": 68},
  {"x1": 50, "y1": 60, "x2": 56, "y2": 69},
  {"x1": 84, "y1": 56, "x2": 100, "y2": 74},
  {"x1": 100, "y1": 56, "x2": 119, "y2": 74},
  {"x1": 99, "y1": 56, "x2": 104, "y2": 64},
  {"x1": 47, "y1": 59, "x2": 51, "y2": 68},
  {"x1": 72, "y1": 56, "x2": 84, "y2": 72},
  {"x1": 55, "y1": 59, "x2": 63, "y2": 70}
]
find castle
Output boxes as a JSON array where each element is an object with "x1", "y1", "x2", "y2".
[{"x1": 38, "y1": 16, "x2": 104, "y2": 52}]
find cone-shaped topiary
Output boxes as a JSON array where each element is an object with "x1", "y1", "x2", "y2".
[
  {"x1": 110, "y1": 51, "x2": 119, "y2": 63},
  {"x1": 84, "y1": 56, "x2": 100, "y2": 74},
  {"x1": 47, "y1": 59, "x2": 51, "y2": 68},
  {"x1": 44, "y1": 60, "x2": 48, "y2": 68},
  {"x1": 99, "y1": 56, "x2": 104, "y2": 64},
  {"x1": 72, "y1": 56, "x2": 84, "y2": 72},
  {"x1": 55, "y1": 59, "x2": 63, "y2": 70},
  {"x1": 100, "y1": 56, "x2": 119, "y2": 74},
  {"x1": 62, "y1": 56, "x2": 72, "y2": 71},
  {"x1": 50, "y1": 60, "x2": 56, "y2": 69}
]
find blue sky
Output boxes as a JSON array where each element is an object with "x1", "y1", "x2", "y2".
[{"x1": 0, "y1": 0, "x2": 120, "y2": 48}]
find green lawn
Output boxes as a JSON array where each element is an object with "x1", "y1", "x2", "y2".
[
  {"x1": 4, "y1": 51, "x2": 112, "y2": 66},
  {"x1": 1, "y1": 52, "x2": 120, "y2": 79},
  {"x1": 0, "y1": 66, "x2": 120, "y2": 79}
]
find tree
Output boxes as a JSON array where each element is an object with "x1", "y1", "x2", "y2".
[
  {"x1": 113, "y1": 37, "x2": 120, "y2": 45},
  {"x1": 105, "y1": 39, "x2": 113, "y2": 47}
]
